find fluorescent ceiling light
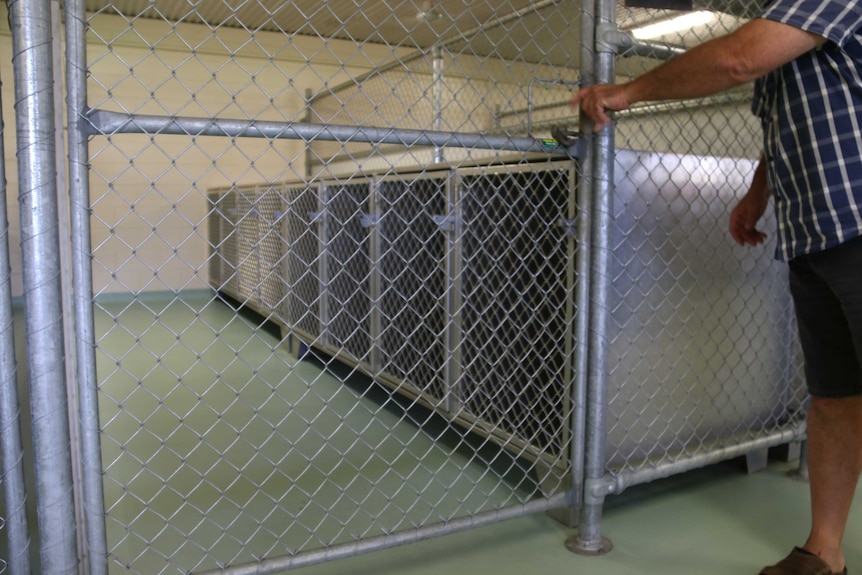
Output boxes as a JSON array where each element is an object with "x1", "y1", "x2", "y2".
[{"x1": 631, "y1": 10, "x2": 715, "y2": 40}]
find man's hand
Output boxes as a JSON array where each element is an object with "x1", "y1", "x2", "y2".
[
  {"x1": 571, "y1": 83, "x2": 634, "y2": 132},
  {"x1": 729, "y1": 177, "x2": 771, "y2": 247}
]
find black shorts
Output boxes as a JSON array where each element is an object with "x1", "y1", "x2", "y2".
[{"x1": 789, "y1": 234, "x2": 862, "y2": 398}]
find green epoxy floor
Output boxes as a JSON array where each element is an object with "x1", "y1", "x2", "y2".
[
  {"x1": 73, "y1": 294, "x2": 862, "y2": 573},
  {"x1": 93, "y1": 293, "x2": 539, "y2": 573},
  {"x1": 305, "y1": 460, "x2": 833, "y2": 575}
]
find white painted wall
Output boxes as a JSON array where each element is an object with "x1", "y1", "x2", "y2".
[
  {"x1": 83, "y1": 13, "x2": 407, "y2": 295},
  {"x1": 0, "y1": 5, "x2": 760, "y2": 298},
  {"x1": 0, "y1": 7, "x2": 401, "y2": 297}
]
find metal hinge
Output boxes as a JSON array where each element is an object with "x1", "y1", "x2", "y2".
[
  {"x1": 557, "y1": 218, "x2": 576, "y2": 239},
  {"x1": 596, "y1": 22, "x2": 634, "y2": 55},
  {"x1": 307, "y1": 211, "x2": 324, "y2": 223},
  {"x1": 432, "y1": 214, "x2": 460, "y2": 232},
  {"x1": 359, "y1": 213, "x2": 380, "y2": 228}
]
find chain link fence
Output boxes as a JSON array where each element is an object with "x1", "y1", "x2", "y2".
[
  {"x1": 0, "y1": 0, "x2": 807, "y2": 573},
  {"x1": 81, "y1": 1, "x2": 585, "y2": 573},
  {"x1": 600, "y1": 0, "x2": 806, "y2": 494}
]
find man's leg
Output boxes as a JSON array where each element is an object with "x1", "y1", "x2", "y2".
[
  {"x1": 804, "y1": 395, "x2": 862, "y2": 573},
  {"x1": 781, "y1": 238, "x2": 862, "y2": 573}
]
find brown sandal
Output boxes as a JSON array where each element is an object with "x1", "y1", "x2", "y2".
[{"x1": 760, "y1": 548, "x2": 847, "y2": 575}]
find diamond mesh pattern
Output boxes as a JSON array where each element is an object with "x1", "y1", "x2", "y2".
[
  {"x1": 284, "y1": 184, "x2": 324, "y2": 340},
  {"x1": 458, "y1": 166, "x2": 576, "y2": 456},
  {"x1": 254, "y1": 185, "x2": 288, "y2": 321},
  {"x1": 322, "y1": 181, "x2": 374, "y2": 362},
  {"x1": 606, "y1": 151, "x2": 806, "y2": 474},
  {"x1": 378, "y1": 174, "x2": 449, "y2": 401},
  {"x1": 56, "y1": 0, "x2": 805, "y2": 573},
  {"x1": 604, "y1": 0, "x2": 807, "y2": 480}
]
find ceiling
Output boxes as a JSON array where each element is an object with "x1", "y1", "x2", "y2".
[
  {"x1": 78, "y1": 1, "x2": 753, "y2": 55},
  {"x1": 82, "y1": 0, "x2": 554, "y2": 50}
]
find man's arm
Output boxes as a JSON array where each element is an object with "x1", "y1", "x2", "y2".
[{"x1": 573, "y1": 18, "x2": 827, "y2": 130}]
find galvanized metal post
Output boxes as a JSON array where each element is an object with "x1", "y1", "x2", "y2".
[
  {"x1": 368, "y1": 178, "x2": 382, "y2": 374},
  {"x1": 8, "y1": 0, "x2": 78, "y2": 572},
  {"x1": 0, "y1": 57, "x2": 32, "y2": 575},
  {"x1": 444, "y1": 170, "x2": 463, "y2": 415},
  {"x1": 432, "y1": 45, "x2": 445, "y2": 164},
  {"x1": 51, "y1": 1, "x2": 88, "y2": 568},
  {"x1": 304, "y1": 88, "x2": 313, "y2": 179},
  {"x1": 569, "y1": 0, "x2": 616, "y2": 555},
  {"x1": 571, "y1": 0, "x2": 598, "y2": 527},
  {"x1": 65, "y1": 0, "x2": 109, "y2": 572},
  {"x1": 553, "y1": 0, "x2": 596, "y2": 531}
]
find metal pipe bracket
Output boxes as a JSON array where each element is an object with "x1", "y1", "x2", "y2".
[
  {"x1": 584, "y1": 473, "x2": 622, "y2": 506},
  {"x1": 596, "y1": 23, "x2": 634, "y2": 55}
]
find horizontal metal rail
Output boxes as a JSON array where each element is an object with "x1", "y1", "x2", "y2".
[
  {"x1": 597, "y1": 23, "x2": 686, "y2": 61},
  {"x1": 194, "y1": 492, "x2": 569, "y2": 575},
  {"x1": 494, "y1": 82, "x2": 748, "y2": 133},
  {"x1": 309, "y1": 0, "x2": 565, "y2": 103},
  {"x1": 593, "y1": 424, "x2": 806, "y2": 500},
  {"x1": 618, "y1": 38, "x2": 685, "y2": 60},
  {"x1": 86, "y1": 110, "x2": 581, "y2": 156},
  {"x1": 615, "y1": 89, "x2": 752, "y2": 119}
]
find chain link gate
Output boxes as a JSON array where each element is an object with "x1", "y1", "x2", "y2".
[
  {"x1": 0, "y1": 0, "x2": 809, "y2": 573},
  {"x1": 67, "y1": 1, "x2": 588, "y2": 573},
  {"x1": 571, "y1": 0, "x2": 808, "y2": 554}
]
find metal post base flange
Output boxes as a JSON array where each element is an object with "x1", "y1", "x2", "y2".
[
  {"x1": 788, "y1": 467, "x2": 809, "y2": 482},
  {"x1": 788, "y1": 441, "x2": 809, "y2": 482},
  {"x1": 565, "y1": 534, "x2": 614, "y2": 556}
]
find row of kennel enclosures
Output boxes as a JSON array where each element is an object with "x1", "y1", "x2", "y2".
[
  {"x1": 207, "y1": 150, "x2": 808, "y2": 557},
  {"x1": 208, "y1": 161, "x2": 579, "y2": 482}
]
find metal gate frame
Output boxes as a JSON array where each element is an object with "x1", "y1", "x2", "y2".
[
  {"x1": 4, "y1": 0, "x2": 590, "y2": 573},
  {"x1": 568, "y1": 0, "x2": 807, "y2": 556}
]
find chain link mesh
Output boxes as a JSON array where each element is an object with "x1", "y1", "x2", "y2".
[
  {"x1": 84, "y1": 1, "x2": 584, "y2": 572},
  {"x1": 606, "y1": 1, "x2": 807, "y2": 479},
  {"x1": 16, "y1": 0, "x2": 806, "y2": 572}
]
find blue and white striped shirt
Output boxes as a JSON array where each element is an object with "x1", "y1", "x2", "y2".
[{"x1": 752, "y1": 0, "x2": 862, "y2": 261}]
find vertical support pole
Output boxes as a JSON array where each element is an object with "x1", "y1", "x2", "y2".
[
  {"x1": 432, "y1": 45, "x2": 445, "y2": 165},
  {"x1": 65, "y1": 0, "x2": 109, "y2": 573},
  {"x1": 8, "y1": 0, "x2": 79, "y2": 572},
  {"x1": 0, "y1": 48, "x2": 32, "y2": 575},
  {"x1": 304, "y1": 88, "x2": 313, "y2": 179},
  {"x1": 568, "y1": 0, "x2": 616, "y2": 556},
  {"x1": 51, "y1": 1, "x2": 87, "y2": 569},
  {"x1": 443, "y1": 170, "x2": 463, "y2": 415},
  {"x1": 368, "y1": 178, "x2": 381, "y2": 374},
  {"x1": 317, "y1": 183, "x2": 330, "y2": 347},
  {"x1": 555, "y1": 0, "x2": 597, "y2": 530}
]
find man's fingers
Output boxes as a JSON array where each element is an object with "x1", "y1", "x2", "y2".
[
  {"x1": 573, "y1": 87, "x2": 612, "y2": 130},
  {"x1": 730, "y1": 210, "x2": 767, "y2": 247},
  {"x1": 738, "y1": 229, "x2": 767, "y2": 247}
]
